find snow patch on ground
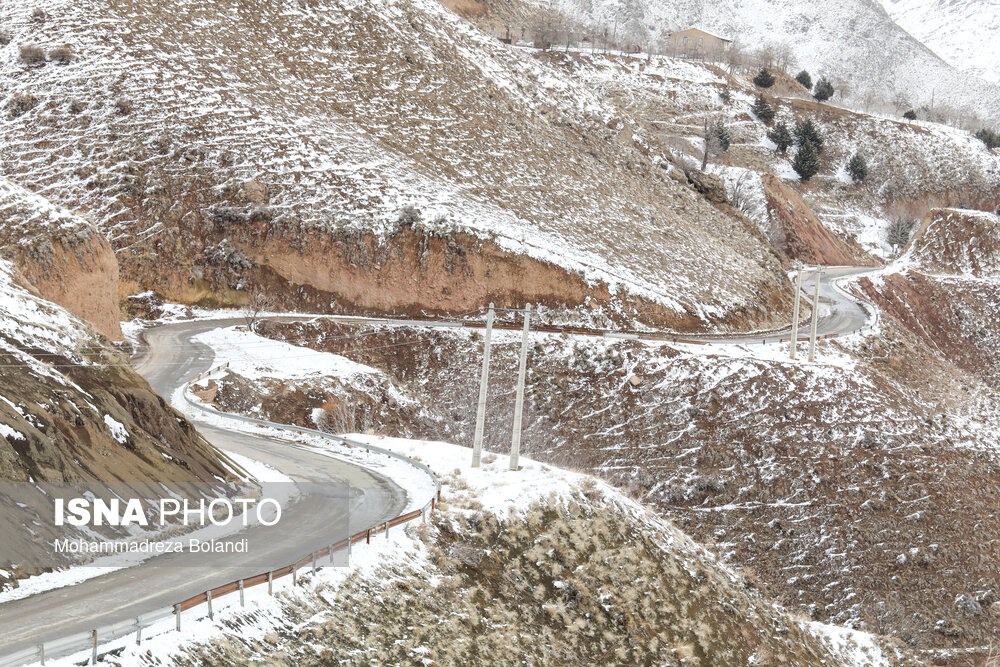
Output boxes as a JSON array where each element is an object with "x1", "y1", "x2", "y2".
[{"x1": 103, "y1": 415, "x2": 128, "y2": 444}]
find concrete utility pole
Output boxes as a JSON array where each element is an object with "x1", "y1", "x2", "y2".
[
  {"x1": 509, "y1": 304, "x2": 532, "y2": 471},
  {"x1": 471, "y1": 303, "x2": 495, "y2": 468},
  {"x1": 808, "y1": 270, "x2": 822, "y2": 362},
  {"x1": 789, "y1": 266, "x2": 803, "y2": 360}
]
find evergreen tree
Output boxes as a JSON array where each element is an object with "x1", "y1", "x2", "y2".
[
  {"x1": 709, "y1": 119, "x2": 732, "y2": 152},
  {"x1": 903, "y1": 109, "x2": 917, "y2": 121},
  {"x1": 753, "y1": 68, "x2": 775, "y2": 88},
  {"x1": 751, "y1": 94, "x2": 775, "y2": 124},
  {"x1": 813, "y1": 77, "x2": 835, "y2": 102},
  {"x1": 701, "y1": 118, "x2": 732, "y2": 169},
  {"x1": 974, "y1": 128, "x2": 1000, "y2": 150},
  {"x1": 768, "y1": 122, "x2": 794, "y2": 154},
  {"x1": 792, "y1": 140, "x2": 821, "y2": 181},
  {"x1": 795, "y1": 70, "x2": 812, "y2": 90},
  {"x1": 846, "y1": 152, "x2": 868, "y2": 183},
  {"x1": 794, "y1": 118, "x2": 825, "y2": 154}
]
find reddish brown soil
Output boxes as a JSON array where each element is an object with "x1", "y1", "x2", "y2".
[
  {"x1": 858, "y1": 272, "x2": 1000, "y2": 388},
  {"x1": 12, "y1": 233, "x2": 123, "y2": 340},
  {"x1": 762, "y1": 175, "x2": 876, "y2": 267}
]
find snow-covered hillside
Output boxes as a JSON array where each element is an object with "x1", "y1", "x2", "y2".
[
  {"x1": 880, "y1": 0, "x2": 1000, "y2": 86},
  {"x1": 537, "y1": 51, "x2": 1000, "y2": 261},
  {"x1": 0, "y1": 0, "x2": 794, "y2": 331},
  {"x1": 539, "y1": 0, "x2": 1000, "y2": 123}
]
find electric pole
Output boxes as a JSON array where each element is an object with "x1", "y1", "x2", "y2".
[
  {"x1": 509, "y1": 304, "x2": 532, "y2": 471},
  {"x1": 789, "y1": 266, "x2": 802, "y2": 360},
  {"x1": 808, "y1": 270, "x2": 822, "y2": 362},
  {"x1": 471, "y1": 303, "x2": 494, "y2": 468}
]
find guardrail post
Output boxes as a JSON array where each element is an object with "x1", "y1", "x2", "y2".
[
  {"x1": 422, "y1": 506, "x2": 427, "y2": 523},
  {"x1": 366, "y1": 528, "x2": 370, "y2": 544},
  {"x1": 136, "y1": 616, "x2": 142, "y2": 645},
  {"x1": 38, "y1": 643, "x2": 44, "y2": 665},
  {"x1": 206, "y1": 590, "x2": 213, "y2": 620},
  {"x1": 268, "y1": 571, "x2": 273, "y2": 596},
  {"x1": 292, "y1": 565, "x2": 297, "y2": 586},
  {"x1": 92, "y1": 629, "x2": 97, "y2": 665},
  {"x1": 239, "y1": 579, "x2": 245, "y2": 607},
  {"x1": 312, "y1": 552, "x2": 317, "y2": 574},
  {"x1": 385, "y1": 522, "x2": 390, "y2": 539},
  {"x1": 175, "y1": 603, "x2": 181, "y2": 631}
]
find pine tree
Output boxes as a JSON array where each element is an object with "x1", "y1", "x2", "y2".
[
  {"x1": 701, "y1": 119, "x2": 732, "y2": 169},
  {"x1": 795, "y1": 70, "x2": 812, "y2": 90},
  {"x1": 709, "y1": 119, "x2": 732, "y2": 151},
  {"x1": 768, "y1": 122, "x2": 793, "y2": 154},
  {"x1": 813, "y1": 77, "x2": 835, "y2": 102},
  {"x1": 974, "y1": 128, "x2": 1000, "y2": 150},
  {"x1": 753, "y1": 68, "x2": 775, "y2": 88},
  {"x1": 792, "y1": 140, "x2": 821, "y2": 181},
  {"x1": 903, "y1": 109, "x2": 917, "y2": 121},
  {"x1": 751, "y1": 94, "x2": 775, "y2": 124},
  {"x1": 846, "y1": 152, "x2": 868, "y2": 183},
  {"x1": 794, "y1": 118, "x2": 824, "y2": 154}
]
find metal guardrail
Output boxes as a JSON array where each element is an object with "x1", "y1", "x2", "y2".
[{"x1": 0, "y1": 364, "x2": 441, "y2": 667}]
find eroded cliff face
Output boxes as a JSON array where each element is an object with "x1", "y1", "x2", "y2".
[
  {"x1": 10, "y1": 231, "x2": 122, "y2": 341},
  {"x1": 121, "y1": 208, "x2": 795, "y2": 333},
  {"x1": 0, "y1": 179, "x2": 122, "y2": 340}
]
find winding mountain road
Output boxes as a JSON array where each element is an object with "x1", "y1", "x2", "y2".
[
  {"x1": 314, "y1": 265, "x2": 876, "y2": 346},
  {"x1": 0, "y1": 266, "x2": 875, "y2": 664},
  {"x1": 0, "y1": 320, "x2": 409, "y2": 663}
]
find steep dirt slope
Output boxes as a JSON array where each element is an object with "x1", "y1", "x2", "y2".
[
  {"x1": 906, "y1": 208, "x2": 1000, "y2": 278},
  {"x1": 0, "y1": 179, "x2": 121, "y2": 339},
  {"x1": 761, "y1": 174, "x2": 873, "y2": 266},
  {"x1": 242, "y1": 318, "x2": 1000, "y2": 651},
  {"x1": 858, "y1": 209, "x2": 1000, "y2": 390},
  {"x1": 0, "y1": 0, "x2": 792, "y2": 331}
]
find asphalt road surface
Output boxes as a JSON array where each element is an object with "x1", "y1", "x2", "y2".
[
  {"x1": 0, "y1": 267, "x2": 874, "y2": 662},
  {"x1": 0, "y1": 319, "x2": 407, "y2": 661}
]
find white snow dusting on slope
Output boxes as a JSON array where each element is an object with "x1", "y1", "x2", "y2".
[{"x1": 880, "y1": 0, "x2": 1000, "y2": 85}]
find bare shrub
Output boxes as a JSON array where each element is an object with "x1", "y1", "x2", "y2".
[
  {"x1": 18, "y1": 44, "x2": 46, "y2": 65},
  {"x1": 31, "y1": 7, "x2": 47, "y2": 21},
  {"x1": 397, "y1": 205, "x2": 421, "y2": 228},
  {"x1": 726, "y1": 171, "x2": 755, "y2": 216},
  {"x1": 69, "y1": 99, "x2": 86, "y2": 114},
  {"x1": 49, "y1": 44, "x2": 72, "y2": 64},
  {"x1": 0, "y1": 30, "x2": 11, "y2": 46},
  {"x1": 242, "y1": 284, "x2": 274, "y2": 330},
  {"x1": 113, "y1": 98, "x2": 133, "y2": 115},
  {"x1": 8, "y1": 93, "x2": 38, "y2": 118}
]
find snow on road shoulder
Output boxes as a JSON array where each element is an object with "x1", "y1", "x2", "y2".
[{"x1": 193, "y1": 325, "x2": 377, "y2": 382}]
